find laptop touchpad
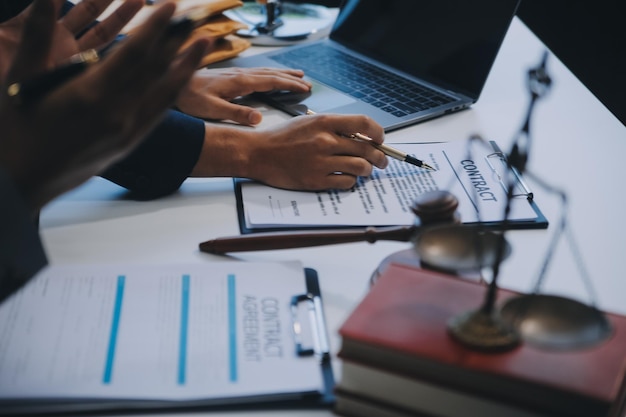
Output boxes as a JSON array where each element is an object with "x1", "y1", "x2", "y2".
[{"x1": 264, "y1": 80, "x2": 356, "y2": 115}]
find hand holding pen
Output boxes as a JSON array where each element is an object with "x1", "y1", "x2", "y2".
[
  {"x1": 306, "y1": 110, "x2": 435, "y2": 171},
  {"x1": 7, "y1": 49, "x2": 100, "y2": 104}
]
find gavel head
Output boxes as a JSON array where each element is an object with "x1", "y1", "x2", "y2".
[{"x1": 410, "y1": 190, "x2": 460, "y2": 226}]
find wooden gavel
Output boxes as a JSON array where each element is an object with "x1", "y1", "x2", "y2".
[{"x1": 199, "y1": 190, "x2": 460, "y2": 254}]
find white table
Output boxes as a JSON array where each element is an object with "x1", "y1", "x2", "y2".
[{"x1": 39, "y1": 17, "x2": 626, "y2": 417}]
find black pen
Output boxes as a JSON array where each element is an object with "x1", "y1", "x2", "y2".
[
  {"x1": 306, "y1": 109, "x2": 436, "y2": 170},
  {"x1": 7, "y1": 49, "x2": 100, "y2": 104},
  {"x1": 349, "y1": 132, "x2": 436, "y2": 171}
]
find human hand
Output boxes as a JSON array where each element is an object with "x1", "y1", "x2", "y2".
[
  {"x1": 0, "y1": 1, "x2": 209, "y2": 209},
  {"x1": 194, "y1": 113, "x2": 388, "y2": 190},
  {"x1": 0, "y1": 0, "x2": 143, "y2": 82},
  {"x1": 175, "y1": 66, "x2": 312, "y2": 125}
]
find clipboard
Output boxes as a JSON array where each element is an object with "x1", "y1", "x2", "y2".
[
  {"x1": 0, "y1": 263, "x2": 335, "y2": 415},
  {"x1": 469, "y1": 140, "x2": 548, "y2": 229},
  {"x1": 233, "y1": 140, "x2": 548, "y2": 234}
]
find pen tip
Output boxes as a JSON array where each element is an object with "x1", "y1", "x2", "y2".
[{"x1": 405, "y1": 155, "x2": 436, "y2": 171}]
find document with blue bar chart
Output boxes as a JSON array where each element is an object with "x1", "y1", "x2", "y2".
[{"x1": 0, "y1": 261, "x2": 333, "y2": 414}]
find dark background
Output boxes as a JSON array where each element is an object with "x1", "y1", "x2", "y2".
[{"x1": 516, "y1": 0, "x2": 626, "y2": 126}]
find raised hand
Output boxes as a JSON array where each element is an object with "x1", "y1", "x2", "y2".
[
  {"x1": 0, "y1": 0, "x2": 143, "y2": 82},
  {"x1": 0, "y1": 1, "x2": 209, "y2": 209}
]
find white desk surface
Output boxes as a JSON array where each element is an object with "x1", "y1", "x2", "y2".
[{"x1": 39, "y1": 17, "x2": 626, "y2": 417}]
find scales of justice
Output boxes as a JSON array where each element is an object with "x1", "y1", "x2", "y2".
[{"x1": 200, "y1": 52, "x2": 612, "y2": 353}]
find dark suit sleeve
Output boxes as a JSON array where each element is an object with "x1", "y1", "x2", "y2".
[
  {"x1": 0, "y1": 169, "x2": 47, "y2": 304},
  {"x1": 100, "y1": 109, "x2": 205, "y2": 200}
]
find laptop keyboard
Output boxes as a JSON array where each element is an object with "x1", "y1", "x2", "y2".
[{"x1": 271, "y1": 43, "x2": 455, "y2": 117}]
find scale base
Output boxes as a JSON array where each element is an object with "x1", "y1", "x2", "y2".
[
  {"x1": 226, "y1": 2, "x2": 338, "y2": 46},
  {"x1": 448, "y1": 309, "x2": 521, "y2": 352}
]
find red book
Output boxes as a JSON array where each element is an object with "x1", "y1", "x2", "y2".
[{"x1": 336, "y1": 263, "x2": 626, "y2": 417}]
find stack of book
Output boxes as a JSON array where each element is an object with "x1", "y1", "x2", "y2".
[{"x1": 335, "y1": 263, "x2": 626, "y2": 417}]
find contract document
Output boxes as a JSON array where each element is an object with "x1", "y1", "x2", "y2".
[
  {"x1": 0, "y1": 261, "x2": 333, "y2": 414},
  {"x1": 236, "y1": 140, "x2": 547, "y2": 233}
]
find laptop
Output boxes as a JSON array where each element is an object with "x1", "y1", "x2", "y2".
[{"x1": 215, "y1": 0, "x2": 521, "y2": 131}]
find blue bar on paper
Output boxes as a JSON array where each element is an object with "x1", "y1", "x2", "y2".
[
  {"x1": 178, "y1": 274, "x2": 190, "y2": 385},
  {"x1": 227, "y1": 274, "x2": 238, "y2": 382},
  {"x1": 103, "y1": 275, "x2": 125, "y2": 384}
]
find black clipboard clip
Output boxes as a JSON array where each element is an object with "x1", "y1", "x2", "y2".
[
  {"x1": 290, "y1": 272, "x2": 331, "y2": 362},
  {"x1": 289, "y1": 268, "x2": 336, "y2": 405},
  {"x1": 485, "y1": 141, "x2": 534, "y2": 201}
]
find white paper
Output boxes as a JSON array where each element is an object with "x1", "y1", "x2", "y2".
[
  {"x1": 241, "y1": 140, "x2": 539, "y2": 229},
  {"x1": 0, "y1": 261, "x2": 324, "y2": 401}
]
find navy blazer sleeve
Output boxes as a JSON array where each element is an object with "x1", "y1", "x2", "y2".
[
  {"x1": 0, "y1": 169, "x2": 47, "y2": 304},
  {"x1": 99, "y1": 109, "x2": 205, "y2": 200}
]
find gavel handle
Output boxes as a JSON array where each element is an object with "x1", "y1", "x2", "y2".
[{"x1": 199, "y1": 226, "x2": 416, "y2": 254}]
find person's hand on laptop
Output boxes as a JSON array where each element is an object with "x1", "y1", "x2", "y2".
[
  {"x1": 175, "y1": 66, "x2": 312, "y2": 126},
  {"x1": 191, "y1": 113, "x2": 388, "y2": 191}
]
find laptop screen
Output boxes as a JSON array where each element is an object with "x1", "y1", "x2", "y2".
[{"x1": 331, "y1": 0, "x2": 520, "y2": 99}]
